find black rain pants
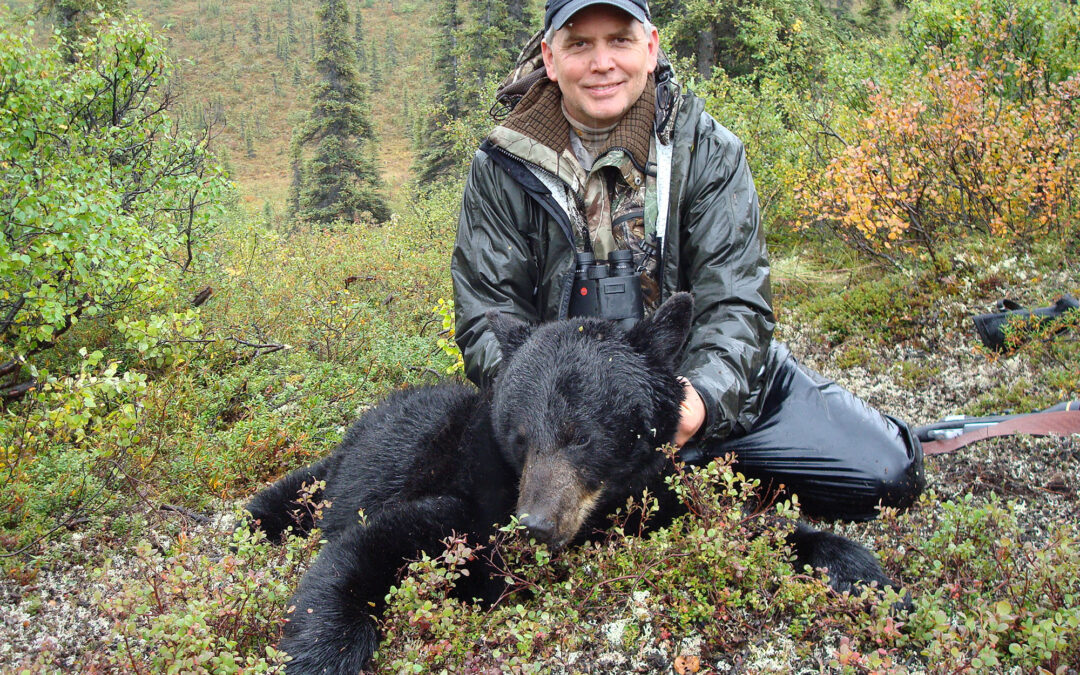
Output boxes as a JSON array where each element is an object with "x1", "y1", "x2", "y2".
[{"x1": 681, "y1": 343, "x2": 926, "y2": 521}]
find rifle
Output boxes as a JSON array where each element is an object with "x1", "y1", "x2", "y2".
[{"x1": 915, "y1": 401, "x2": 1080, "y2": 455}]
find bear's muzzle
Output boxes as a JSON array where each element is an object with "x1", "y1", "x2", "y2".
[{"x1": 516, "y1": 451, "x2": 601, "y2": 549}]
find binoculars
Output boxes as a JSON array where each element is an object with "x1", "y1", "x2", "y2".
[{"x1": 567, "y1": 251, "x2": 644, "y2": 329}]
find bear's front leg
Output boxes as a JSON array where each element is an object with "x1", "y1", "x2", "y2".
[{"x1": 279, "y1": 494, "x2": 471, "y2": 674}]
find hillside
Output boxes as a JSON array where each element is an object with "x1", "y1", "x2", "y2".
[{"x1": 129, "y1": 0, "x2": 435, "y2": 210}]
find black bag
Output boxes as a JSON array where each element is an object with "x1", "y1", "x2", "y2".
[{"x1": 973, "y1": 294, "x2": 1079, "y2": 351}]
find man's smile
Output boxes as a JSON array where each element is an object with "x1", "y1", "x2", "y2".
[{"x1": 584, "y1": 81, "x2": 624, "y2": 96}]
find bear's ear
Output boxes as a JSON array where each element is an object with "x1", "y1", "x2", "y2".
[
  {"x1": 626, "y1": 292, "x2": 693, "y2": 365},
  {"x1": 486, "y1": 311, "x2": 533, "y2": 360}
]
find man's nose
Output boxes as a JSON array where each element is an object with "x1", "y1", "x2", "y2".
[{"x1": 590, "y1": 45, "x2": 615, "y2": 72}]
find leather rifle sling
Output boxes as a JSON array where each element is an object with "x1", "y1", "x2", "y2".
[{"x1": 922, "y1": 410, "x2": 1080, "y2": 456}]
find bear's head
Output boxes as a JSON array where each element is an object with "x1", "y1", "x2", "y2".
[{"x1": 486, "y1": 292, "x2": 694, "y2": 549}]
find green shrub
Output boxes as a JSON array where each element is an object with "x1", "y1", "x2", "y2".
[
  {"x1": 801, "y1": 274, "x2": 935, "y2": 346},
  {"x1": 0, "y1": 10, "x2": 227, "y2": 388},
  {"x1": 881, "y1": 493, "x2": 1080, "y2": 670},
  {"x1": 0, "y1": 353, "x2": 147, "y2": 545},
  {"x1": 120, "y1": 183, "x2": 464, "y2": 506},
  {"x1": 88, "y1": 515, "x2": 319, "y2": 673},
  {"x1": 902, "y1": 0, "x2": 1080, "y2": 96}
]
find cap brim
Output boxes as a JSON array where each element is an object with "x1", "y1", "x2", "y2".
[{"x1": 548, "y1": 0, "x2": 648, "y2": 33}]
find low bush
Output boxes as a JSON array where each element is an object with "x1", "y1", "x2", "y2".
[
  {"x1": 797, "y1": 1, "x2": 1080, "y2": 267},
  {"x1": 88, "y1": 516, "x2": 319, "y2": 674},
  {"x1": 872, "y1": 492, "x2": 1080, "y2": 671},
  {"x1": 803, "y1": 64, "x2": 1078, "y2": 266},
  {"x1": 373, "y1": 460, "x2": 1080, "y2": 672}
]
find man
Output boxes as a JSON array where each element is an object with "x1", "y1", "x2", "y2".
[{"x1": 451, "y1": 0, "x2": 924, "y2": 520}]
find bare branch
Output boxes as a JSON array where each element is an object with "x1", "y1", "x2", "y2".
[
  {"x1": 0, "y1": 379, "x2": 38, "y2": 401},
  {"x1": 159, "y1": 504, "x2": 211, "y2": 524}
]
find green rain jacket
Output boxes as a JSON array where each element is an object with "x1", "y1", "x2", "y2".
[{"x1": 451, "y1": 73, "x2": 779, "y2": 442}]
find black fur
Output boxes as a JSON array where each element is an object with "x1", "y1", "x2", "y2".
[{"x1": 247, "y1": 293, "x2": 906, "y2": 673}]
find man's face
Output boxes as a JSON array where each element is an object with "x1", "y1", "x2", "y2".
[{"x1": 541, "y1": 5, "x2": 660, "y2": 128}]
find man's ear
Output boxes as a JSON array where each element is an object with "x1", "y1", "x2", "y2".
[
  {"x1": 541, "y1": 39, "x2": 558, "y2": 82},
  {"x1": 626, "y1": 292, "x2": 693, "y2": 365},
  {"x1": 646, "y1": 25, "x2": 660, "y2": 74},
  {"x1": 486, "y1": 311, "x2": 533, "y2": 360}
]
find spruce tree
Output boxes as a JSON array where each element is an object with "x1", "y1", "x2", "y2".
[
  {"x1": 286, "y1": 2, "x2": 297, "y2": 46},
  {"x1": 292, "y1": 0, "x2": 389, "y2": 224},
  {"x1": 413, "y1": 0, "x2": 465, "y2": 185},
  {"x1": 354, "y1": 2, "x2": 366, "y2": 69},
  {"x1": 251, "y1": 10, "x2": 261, "y2": 44},
  {"x1": 287, "y1": 137, "x2": 303, "y2": 218},
  {"x1": 368, "y1": 32, "x2": 382, "y2": 91},
  {"x1": 464, "y1": 0, "x2": 532, "y2": 85},
  {"x1": 414, "y1": 0, "x2": 536, "y2": 185}
]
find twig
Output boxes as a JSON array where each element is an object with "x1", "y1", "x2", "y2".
[
  {"x1": 593, "y1": 552, "x2": 691, "y2": 591},
  {"x1": 159, "y1": 504, "x2": 212, "y2": 525},
  {"x1": 0, "y1": 379, "x2": 38, "y2": 401},
  {"x1": 228, "y1": 336, "x2": 288, "y2": 356},
  {"x1": 0, "y1": 359, "x2": 20, "y2": 379}
]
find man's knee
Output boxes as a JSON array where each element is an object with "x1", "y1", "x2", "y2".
[
  {"x1": 872, "y1": 459, "x2": 925, "y2": 509},
  {"x1": 798, "y1": 425, "x2": 925, "y2": 521},
  {"x1": 858, "y1": 424, "x2": 926, "y2": 516}
]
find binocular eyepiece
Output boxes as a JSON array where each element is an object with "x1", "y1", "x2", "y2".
[{"x1": 567, "y1": 250, "x2": 644, "y2": 329}]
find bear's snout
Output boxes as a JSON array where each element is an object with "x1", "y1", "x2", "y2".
[
  {"x1": 517, "y1": 451, "x2": 601, "y2": 549},
  {"x1": 518, "y1": 513, "x2": 558, "y2": 545}
]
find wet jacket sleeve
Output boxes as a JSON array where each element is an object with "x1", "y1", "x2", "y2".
[
  {"x1": 452, "y1": 150, "x2": 541, "y2": 389},
  {"x1": 678, "y1": 111, "x2": 775, "y2": 440}
]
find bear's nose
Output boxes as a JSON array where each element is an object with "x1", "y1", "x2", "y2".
[{"x1": 520, "y1": 514, "x2": 557, "y2": 546}]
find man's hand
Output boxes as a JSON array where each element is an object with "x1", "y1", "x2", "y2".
[{"x1": 675, "y1": 377, "x2": 705, "y2": 447}]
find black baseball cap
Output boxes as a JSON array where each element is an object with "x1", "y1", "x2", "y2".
[{"x1": 544, "y1": 0, "x2": 651, "y2": 33}]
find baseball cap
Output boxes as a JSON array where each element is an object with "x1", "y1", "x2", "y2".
[{"x1": 544, "y1": 0, "x2": 651, "y2": 33}]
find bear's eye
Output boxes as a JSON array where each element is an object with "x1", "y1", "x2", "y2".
[
  {"x1": 507, "y1": 425, "x2": 530, "y2": 451},
  {"x1": 558, "y1": 426, "x2": 591, "y2": 448}
]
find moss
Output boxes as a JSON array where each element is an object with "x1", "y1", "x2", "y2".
[
  {"x1": 799, "y1": 273, "x2": 941, "y2": 347},
  {"x1": 965, "y1": 378, "x2": 1058, "y2": 417},
  {"x1": 832, "y1": 342, "x2": 874, "y2": 370},
  {"x1": 897, "y1": 360, "x2": 941, "y2": 389}
]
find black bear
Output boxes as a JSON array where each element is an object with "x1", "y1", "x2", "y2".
[{"x1": 247, "y1": 293, "x2": 902, "y2": 673}]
